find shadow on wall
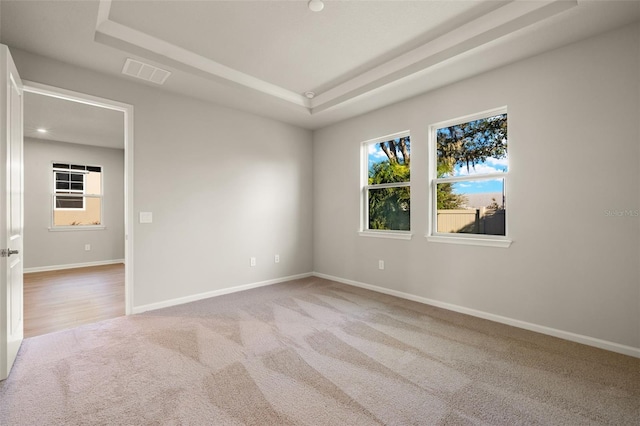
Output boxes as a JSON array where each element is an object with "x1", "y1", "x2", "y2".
[{"x1": 437, "y1": 208, "x2": 505, "y2": 235}]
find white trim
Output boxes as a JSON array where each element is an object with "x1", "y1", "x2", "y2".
[
  {"x1": 365, "y1": 181, "x2": 410, "y2": 190},
  {"x1": 361, "y1": 131, "x2": 412, "y2": 234},
  {"x1": 430, "y1": 106, "x2": 509, "y2": 131},
  {"x1": 312, "y1": 272, "x2": 640, "y2": 359},
  {"x1": 124, "y1": 102, "x2": 134, "y2": 317},
  {"x1": 359, "y1": 231, "x2": 413, "y2": 240},
  {"x1": 23, "y1": 81, "x2": 135, "y2": 316},
  {"x1": 52, "y1": 168, "x2": 90, "y2": 173},
  {"x1": 361, "y1": 130, "x2": 411, "y2": 147},
  {"x1": 48, "y1": 225, "x2": 106, "y2": 232},
  {"x1": 311, "y1": 1, "x2": 577, "y2": 113},
  {"x1": 95, "y1": 0, "x2": 575, "y2": 113},
  {"x1": 95, "y1": 0, "x2": 111, "y2": 28},
  {"x1": 428, "y1": 107, "x2": 509, "y2": 245},
  {"x1": 21, "y1": 81, "x2": 132, "y2": 112},
  {"x1": 51, "y1": 163, "x2": 103, "y2": 221},
  {"x1": 95, "y1": 0, "x2": 306, "y2": 109},
  {"x1": 132, "y1": 272, "x2": 313, "y2": 314},
  {"x1": 434, "y1": 173, "x2": 507, "y2": 184},
  {"x1": 426, "y1": 234, "x2": 511, "y2": 248},
  {"x1": 24, "y1": 259, "x2": 124, "y2": 274}
]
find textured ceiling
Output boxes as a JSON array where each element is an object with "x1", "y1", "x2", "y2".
[{"x1": 2, "y1": 1, "x2": 640, "y2": 130}]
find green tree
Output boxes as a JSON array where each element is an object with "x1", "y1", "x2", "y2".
[
  {"x1": 368, "y1": 116, "x2": 507, "y2": 228},
  {"x1": 437, "y1": 114, "x2": 507, "y2": 175},
  {"x1": 436, "y1": 114, "x2": 507, "y2": 209},
  {"x1": 436, "y1": 162, "x2": 466, "y2": 209},
  {"x1": 368, "y1": 137, "x2": 410, "y2": 230}
]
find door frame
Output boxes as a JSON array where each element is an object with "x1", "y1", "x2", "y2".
[{"x1": 22, "y1": 81, "x2": 134, "y2": 315}]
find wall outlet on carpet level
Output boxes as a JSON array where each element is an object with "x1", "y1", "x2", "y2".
[
  {"x1": 378, "y1": 260, "x2": 384, "y2": 270},
  {"x1": 85, "y1": 244, "x2": 91, "y2": 251},
  {"x1": 274, "y1": 254, "x2": 280, "y2": 263},
  {"x1": 250, "y1": 257, "x2": 256, "y2": 267}
]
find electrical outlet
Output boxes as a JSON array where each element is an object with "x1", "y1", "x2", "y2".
[
  {"x1": 250, "y1": 257, "x2": 256, "y2": 267},
  {"x1": 378, "y1": 260, "x2": 384, "y2": 270},
  {"x1": 85, "y1": 244, "x2": 91, "y2": 251},
  {"x1": 274, "y1": 254, "x2": 280, "y2": 263}
]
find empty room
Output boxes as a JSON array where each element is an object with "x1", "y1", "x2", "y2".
[{"x1": 1, "y1": 1, "x2": 639, "y2": 425}]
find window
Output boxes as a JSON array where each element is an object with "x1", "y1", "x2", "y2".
[
  {"x1": 361, "y1": 132, "x2": 411, "y2": 237},
  {"x1": 52, "y1": 163, "x2": 103, "y2": 228},
  {"x1": 429, "y1": 109, "x2": 510, "y2": 246}
]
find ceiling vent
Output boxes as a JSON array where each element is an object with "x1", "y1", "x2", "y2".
[{"x1": 121, "y1": 58, "x2": 171, "y2": 85}]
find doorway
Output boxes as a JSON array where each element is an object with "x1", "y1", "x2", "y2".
[{"x1": 22, "y1": 82, "x2": 133, "y2": 336}]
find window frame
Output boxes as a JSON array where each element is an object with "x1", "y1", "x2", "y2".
[
  {"x1": 427, "y1": 108, "x2": 512, "y2": 248},
  {"x1": 53, "y1": 167, "x2": 86, "y2": 211},
  {"x1": 50, "y1": 162, "x2": 106, "y2": 231},
  {"x1": 359, "y1": 130, "x2": 412, "y2": 240}
]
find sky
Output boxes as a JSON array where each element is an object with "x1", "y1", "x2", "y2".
[
  {"x1": 367, "y1": 139, "x2": 507, "y2": 195},
  {"x1": 451, "y1": 156, "x2": 507, "y2": 194},
  {"x1": 452, "y1": 178, "x2": 504, "y2": 195},
  {"x1": 367, "y1": 138, "x2": 407, "y2": 171}
]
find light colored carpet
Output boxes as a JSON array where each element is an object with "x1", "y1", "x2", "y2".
[{"x1": 1, "y1": 277, "x2": 638, "y2": 425}]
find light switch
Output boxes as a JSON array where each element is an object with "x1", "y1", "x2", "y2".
[{"x1": 139, "y1": 212, "x2": 153, "y2": 224}]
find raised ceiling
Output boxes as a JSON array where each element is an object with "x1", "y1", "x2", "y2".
[
  {"x1": 106, "y1": 0, "x2": 505, "y2": 96},
  {"x1": 2, "y1": 1, "x2": 640, "y2": 129}
]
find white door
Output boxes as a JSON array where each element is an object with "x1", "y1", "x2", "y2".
[{"x1": 0, "y1": 45, "x2": 24, "y2": 381}]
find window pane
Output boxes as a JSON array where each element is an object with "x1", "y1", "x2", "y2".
[
  {"x1": 436, "y1": 114, "x2": 507, "y2": 178},
  {"x1": 56, "y1": 196, "x2": 83, "y2": 209},
  {"x1": 86, "y1": 171, "x2": 102, "y2": 195},
  {"x1": 368, "y1": 136, "x2": 410, "y2": 185},
  {"x1": 52, "y1": 163, "x2": 103, "y2": 227},
  {"x1": 436, "y1": 179, "x2": 505, "y2": 236},
  {"x1": 368, "y1": 187, "x2": 410, "y2": 231},
  {"x1": 54, "y1": 196, "x2": 102, "y2": 226}
]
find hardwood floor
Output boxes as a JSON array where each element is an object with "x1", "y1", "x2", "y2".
[{"x1": 23, "y1": 263, "x2": 125, "y2": 338}]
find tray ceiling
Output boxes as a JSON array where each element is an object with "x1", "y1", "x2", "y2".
[
  {"x1": 2, "y1": 1, "x2": 640, "y2": 129},
  {"x1": 107, "y1": 0, "x2": 503, "y2": 96},
  {"x1": 94, "y1": 0, "x2": 576, "y2": 112}
]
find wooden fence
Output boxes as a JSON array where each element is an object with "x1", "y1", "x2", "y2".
[{"x1": 437, "y1": 208, "x2": 505, "y2": 235}]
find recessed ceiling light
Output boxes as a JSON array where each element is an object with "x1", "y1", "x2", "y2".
[
  {"x1": 304, "y1": 91, "x2": 316, "y2": 99},
  {"x1": 308, "y1": 0, "x2": 324, "y2": 12},
  {"x1": 36, "y1": 128, "x2": 48, "y2": 133}
]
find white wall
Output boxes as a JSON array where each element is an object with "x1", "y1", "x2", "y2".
[
  {"x1": 9, "y1": 22, "x2": 638, "y2": 353},
  {"x1": 313, "y1": 23, "x2": 640, "y2": 350},
  {"x1": 11, "y1": 49, "x2": 314, "y2": 308},
  {"x1": 24, "y1": 138, "x2": 124, "y2": 269}
]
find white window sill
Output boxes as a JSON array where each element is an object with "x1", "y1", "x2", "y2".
[
  {"x1": 49, "y1": 226, "x2": 106, "y2": 232},
  {"x1": 359, "y1": 230, "x2": 413, "y2": 240},
  {"x1": 426, "y1": 234, "x2": 512, "y2": 248}
]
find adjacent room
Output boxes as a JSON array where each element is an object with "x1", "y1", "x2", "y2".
[
  {"x1": 1, "y1": 1, "x2": 638, "y2": 424},
  {"x1": 22, "y1": 91, "x2": 126, "y2": 337}
]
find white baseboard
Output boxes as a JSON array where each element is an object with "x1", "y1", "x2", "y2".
[
  {"x1": 24, "y1": 259, "x2": 125, "y2": 274},
  {"x1": 132, "y1": 272, "x2": 313, "y2": 314},
  {"x1": 313, "y1": 272, "x2": 640, "y2": 359}
]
